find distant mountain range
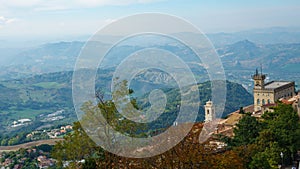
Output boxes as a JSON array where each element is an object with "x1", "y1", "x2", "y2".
[
  {"x1": 0, "y1": 35, "x2": 299, "y2": 91},
  {"x1": 207, "y1": 27, "x2": 300, "y2": 46},
  {"x1": 218, "y1": 40, "x2": 300, "y2": 70},
  {"x1": 0, "y1": 41, "x2": 85, "y2": 80}
]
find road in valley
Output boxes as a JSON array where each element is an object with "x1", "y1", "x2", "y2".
[{"x1": 0, "y1": 139, "x2": 63, "y2": 152}]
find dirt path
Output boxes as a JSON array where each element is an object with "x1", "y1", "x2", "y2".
[{"x1": 0, "y1": 139, "x2": 63, "y2": 152}]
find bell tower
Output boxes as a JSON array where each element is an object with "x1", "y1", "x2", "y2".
[
  {"x1": 252, "y1": 68, "x2": 266, "y2": 89},
  {"x1": 252, "y1": 67, "x2": 267, "y2": 112},
  {"x1": 205, "y1": 100, "x2": 215, "y2": 122}
]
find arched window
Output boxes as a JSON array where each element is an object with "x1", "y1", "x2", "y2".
[
  {"x1": 257, "y1": 99, "x2": 260, "y2": 105},
  {"x1": 262, "y1": 99, "x2": 265, "y2": 105},
  {"x1": 267, "y1": 99, "x2": 271, "y2": 104},
  {"x1": 207, "y1": 109, "x2": 210, "y2": 114}
]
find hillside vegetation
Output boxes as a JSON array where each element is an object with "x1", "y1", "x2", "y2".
[{"x1": 0, "y1": 70, "x2": 253, "y2": 136}]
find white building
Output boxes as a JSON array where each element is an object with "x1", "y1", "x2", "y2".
[{"x1": 205, "y1": 100, "x2": 215, "y2": 122}]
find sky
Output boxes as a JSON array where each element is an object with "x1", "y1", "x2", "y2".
[{"x1": 0, "y1": 0, "x2": 300, "y2": 42}]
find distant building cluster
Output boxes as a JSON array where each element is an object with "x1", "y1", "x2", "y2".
[
  {"x1": 37, "y1": 155, "x2": 55, "y2": 168},
  {"x1": 46, "y1": 125, "x2": 73, "y2": 139},
  {"x1": 0, "y1": 148, "x2": 55, "y2": 169},
  {"x1": 26, "y1": 125, "x2": 73, "y2": 140},
  {"x1": 40, "y1": 110, "x2": 65, "y2": 122},
  {"x1": 11, "y1": 119, "x2": 31, "y2": 128},
  {"x1": 10, "y1": 110, "x2": 66, "y2": 129}
]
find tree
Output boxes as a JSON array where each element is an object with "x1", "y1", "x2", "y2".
[
  {"x1": 1, "y1": 137, "x2": 8, "y2": 146},
  {"x1": 258, "y1": 103, "x2": 300, "y2": 166},
  {"x1": 231, "y1": 114, "x2": 261, "y2": 146},
  {"x1": 51, "y1": 122, "x2": 104, "y2": 167},
  {"x1": 239, "y1": 107, "x2": 245, "y2": 114},
  {"x1": 52, "y1": 81, "x2": 144, "y2": 168},
  {"x1": 36, "y1": 144, "x2": 53, "y2": 153},
  {"x1": 249, "y1": 142, "x2": 283, "y2": 169},
  {"x1": 82, "y1": 158, "x2": 97, "y2": 169}
]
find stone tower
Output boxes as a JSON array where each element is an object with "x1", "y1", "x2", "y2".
[
  {"x1": 205, "y1": 100, "x2": 215, "y2": 122},
  {"x1": 252, "y1": 68, "x2": 266, "y2": 112},
  {"x1": 252, "y1": 68, "x2": 266, "y2": 89}
]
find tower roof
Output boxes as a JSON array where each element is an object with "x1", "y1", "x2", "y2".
[
  {"x1": 252, "y1": 68, "x2": 266, "y2": 80},
  {"x1": 206, "y1": 100, "x2": 213, "y2": 104}
]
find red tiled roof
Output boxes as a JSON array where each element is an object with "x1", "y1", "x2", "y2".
[
  {"x1": 261, "y1": 103, "x2": 277, "y2": 108},
  {"x1": 281, "y1": 99, "x2": 295, "y2": 105}
]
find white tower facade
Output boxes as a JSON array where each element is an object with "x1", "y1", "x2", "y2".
[{"x1": 205, "y1": 100, "x2": 215, "y2": 122}]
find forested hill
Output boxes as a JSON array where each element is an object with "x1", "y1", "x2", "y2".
[
  {"x1": 0, "y1": 70, "x2": 253, "y2": 135},
  {"x1": 138, "y1": 80, "x2": 253, "y2": 126}
]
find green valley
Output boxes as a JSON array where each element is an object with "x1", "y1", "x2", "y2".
[{"x1": 0, "y1": 69, "x2": 253, "y2": 137}]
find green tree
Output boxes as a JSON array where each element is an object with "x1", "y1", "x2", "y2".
[
  {"x1": 231, "y1": 114, "x2": 261, "y2": 146},
  {"x1": 82, "y1": 158, "x2": 97, "y2": 169},
  {"x1": 239, "y1": 107, "x2": 245, "y2": 114},
  {"x1": 8, "y1": 136, "x2": 20, "y2": 146},
  {"x1": 1, "y1": 137, "x2": 8, "y2": 146},
  {"x1": 36, "y1": 144, "x2": 53, "y2": 153},
  {"x1": 51, "y1": 122, "x2": 104, "y2": 167},
  {"x1": 245, "y1": 103, "x2": 300, "y2": 168},
  {"x1": 52, "y1": 81, "x2": 147, "y2": 168},
  {"x1": 249, "y1": 142, "x2": 283, "y2": 169}
]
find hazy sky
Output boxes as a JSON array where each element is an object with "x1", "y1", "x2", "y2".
[{"x1": 0, "y1": 0, "x2": 300, "y2": 40}]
